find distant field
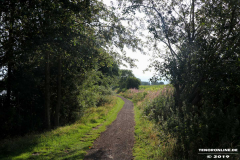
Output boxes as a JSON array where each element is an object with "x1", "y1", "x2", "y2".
[{"x1": 139, "y1": 84, "x2": 169, "y2": 91}]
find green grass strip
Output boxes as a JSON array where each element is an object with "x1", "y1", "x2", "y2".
[
  {"x1": 0, "y1": 97, "x2": 124, "y2": 160},
  {"x1": 132, "y1": 101, "x2": 175, "y2": 160},
  {"x1": 133, "y1": 101, "x2": 158, "y2": 160}
]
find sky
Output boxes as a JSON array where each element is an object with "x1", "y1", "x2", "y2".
[
  {"x1": 120, "y1": 47, "x2": 154, "y2": 82},
  {"x1": 102, "y1": 0, "x2": 169, "y2": 84}
]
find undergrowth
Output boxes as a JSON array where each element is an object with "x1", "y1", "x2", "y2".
[
  {"x1": 119, "y1": 85, "x2": 177, "y2": 160},
  {"x1": 120, "y1": 85, "x2": 240, "y2": 159},
  {"x1": 0, "y1": 96, "x2": 124, "y2": 160},
  {"x1": 133, "y1": 100, "x2": 176, "y2": 160}
]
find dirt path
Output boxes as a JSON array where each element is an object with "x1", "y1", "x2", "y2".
[{"x1": 84, "y1": 95, "x2": 135, "y2": 160}]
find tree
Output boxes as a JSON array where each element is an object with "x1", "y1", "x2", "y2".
[
  {"x1": 141, "y1": 81, "x2": 150, "y2": 85},
  {"x1": 118, "y1": 69, "x2": 135, "y2": 89},
  {"x1": 0, "y1": 0, "x2": 143, "y2": 138},
  {"x1": 126, "y1": 77, "x2": 140, "y2": 89},
  {"x1": 120, "y1": 0, "x2": 240, "y2": 158},
  {"x1": 151, "y1": 81, "x2": 164, "y2": 85},
  {"x1": 117, "y1": 69, "x2": 140, "y2": 89}
]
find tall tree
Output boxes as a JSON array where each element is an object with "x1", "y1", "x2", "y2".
[
  {"x1": 120, "y1": 0, "x2": 240, "y2": 158},
  {"x1": 118, "y1": 69, "x2": 135, "y2": 89},
  {"x1": 0, "y1": 0, "x2": 144, "y2": 137},
  {"x1": 55, "y1": 54, "x2": 61, "y2": 127}
]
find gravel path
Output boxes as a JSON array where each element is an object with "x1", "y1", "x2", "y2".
[{"x1": 84, "y1": 95, "x2": 135, "y2": 160}]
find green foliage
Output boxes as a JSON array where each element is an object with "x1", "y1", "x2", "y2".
[
  {"x1": 0, "y1": 96, "x2": 124, "y2": 160},
  {"x1": 139, "y1": 84, "x2": 167, "y2": 91},
  {"x1": 122, "y1": 0, "x2": 240, "y2": 158},
  {"x1": 151, "y1": 81, "x2": 164, "y2": 85},
  {"x1": 118, "y1": 69, "x2": 135, "y2": 89},
  {"x1": 0, "y1": 0, "x2": 140, "y2": 138},
  {"x1": 119, "y1": 86, "x2": 176, "y2": 159},
  {"x1": 117, "y1": 69, "x2": 140, "y2": 91},
  {"x1": 133, "y1": 100, "x2": 176, "y2": 160},
  {"x1": 126, "y1": 77, "x2": 141, "y2": 89},
  {"x1": 133, "y1": 92, "x2": 147, "y2": 103},
  {"x1": 141, "y1": 81, "x2": 150, "y2": 85}
]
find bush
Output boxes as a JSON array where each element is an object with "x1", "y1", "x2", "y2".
[
  {"x1": 143, "y1": 85, "x2": 240, "y2": 159},
  {"x1": 132, "y1": 92, "x2": 147, "y2": 102},
  {"x1": 126, "y1": 77, "x2": 141, "y2": 89}
]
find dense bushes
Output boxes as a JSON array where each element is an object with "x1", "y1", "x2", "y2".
[
  {"x1": 0, "y1": 0, "x2": 132, "y2": 139},
  {"x1": 0, "y1": 54, "x2": 118, "y2": 138},
  {"x1": 121, "y1": 0, "x2": 240, "y2": 158},
  {"x1": 143, "y1": 86, "x2": 240, "y2": 159},
  {"x1": 120, "y1": 85, "x2": 240, "y2": 159},
  {"x1": 120, "y1": 88, "x2": 147, "y2": 102},
  {"x1": 126, "y1": 77, "x2": 141, "y2": 89},
  {"x1": 119, "y1": 85, "x2": 177, "y2": 159},
  {"x1": 117, "y1": 69, "x2": 141, "y2": 92}
]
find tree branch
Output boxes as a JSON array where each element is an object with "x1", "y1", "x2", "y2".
[{"x1": 128, "y1": 4, "x2": 182, "y2": 62}]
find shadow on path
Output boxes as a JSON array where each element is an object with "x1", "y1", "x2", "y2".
[{"x1": 84, "y1": 95, "x2": 135, "y2": 160}]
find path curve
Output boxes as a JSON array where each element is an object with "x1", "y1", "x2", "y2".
[{"x1": 84, "y1": 95, "x2": 135, "y2": 160}]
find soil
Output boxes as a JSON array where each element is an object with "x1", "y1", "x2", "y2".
[{"x1": 84, "y1": 95, "x2": 135, "y2": 160}]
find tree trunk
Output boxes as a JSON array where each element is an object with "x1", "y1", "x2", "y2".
[
  {"x1": 54, "y1": 55, "x2": 61, "y2": 127},
  {"x1": 6, "y1": 1, "x2": 14, "y2": 108},
  {"x1": 174, "y1": 83, "x2": 183, "y2": 118},
  {"x1": 6, "y1": 63, "x2": 12, "y2": 108},
  {"x1": 45, "y1": 51, "x2": 51, "y2": 130}
]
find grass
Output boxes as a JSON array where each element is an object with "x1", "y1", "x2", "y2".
[
  {"x1": 119, "y1": 85, "x2": 176, "y2": 160},
  {"x1": 0, "y1": 96, "x2": 124, "y2": 160},
  {"x1": 139, "y1": 85, "x2": 167, "y2": 91},
  {"x1": 133, "y1": 100, "x2": 176, "y2": 160}
]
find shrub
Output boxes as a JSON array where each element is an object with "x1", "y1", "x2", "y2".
[{"x1": 126, "y1": 77, "x2": 141, "y2": 89}]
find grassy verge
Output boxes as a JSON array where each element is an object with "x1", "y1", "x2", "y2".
[
  {"x1": 119, "y1": 85, "x2": 176, "y2": 160},
  {"x1": 0, "y1": 96, "x2": 124, "y2": 160},
  {"x1": 133, "y1": 101, "x2": 176, "y2": 160}
]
